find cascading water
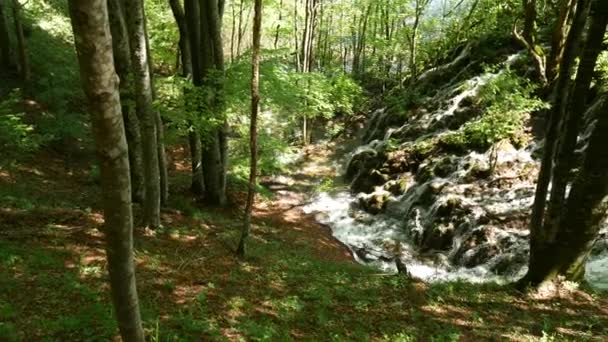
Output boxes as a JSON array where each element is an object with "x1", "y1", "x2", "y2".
[{"x1": 304, "y1": 53, "x2": 608, "y2": 288}]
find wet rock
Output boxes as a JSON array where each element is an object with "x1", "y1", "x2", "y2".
[
  {"x1": 420, "y1": 223, "x2": 455, "y2": 251},
  {"x1": 460, "y1": 243, "x2": 500, "y2": 267},
  {"x1": 384, "y1": 177, "x2": 409, "y2": 196},
  {"x1": 490, "y1": 252, "x2": 527, "y2": 275},
  {"x1": 345, "y1": 147, "x2": 380, "y2": 180},
  {"x1": 351, "y1": 169, "x2": 389, "y2": 194},
  {"x1": 358, "y1": 191, "x2": 390, "y2": 215}
]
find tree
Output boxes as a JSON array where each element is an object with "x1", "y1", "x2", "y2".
[
  {"x1": 237, "y1": 0, "x2": 262, "y2": 257},
  {"x1": 543, "y1": 2, "x2": 608, "y2": 245},
  {"x1": 11, "y1": 0, "x2": 29, "y2": 82},
  {"x1": 125, "y1": 0, "x2": 162, "y2": 227},
  {"x1": 188, "y1": 0, "x2": 228, "y2": 206},
  {"x1": 407, "y1": 0, "x2": 430, "y2": 82},
  {"x1": 107, "y1": 0, "x2": 146, "y2": 204},
  {"x1": 526, "y1": 0, "x2": 591, "y2": 255},
  {"x1": 169, "y1": 0, "x2": 192, "y2": 77},
  {"x1": 522, "y1": 0, "x2": 605, "y2": 287},
  {"x1": 67, "y1": 0, "x2": 144, "y2": 340},
  {"x1": 0, "y1": 0, "x2": 11, "y2": 70}
]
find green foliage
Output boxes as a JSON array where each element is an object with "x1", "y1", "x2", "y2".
[
  {"x1": 0, "y1": 90, "x2": 49, "y2": 161},
  {"x1": 442, "y1": 70, "x2": 547, "y2": 151}
]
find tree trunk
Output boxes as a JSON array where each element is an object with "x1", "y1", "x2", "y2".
[
  {"x1": 0, "y1": 0, "x2": 11, "y2": 70},
  {"x1": 185, "y1": 0, "x2": 201, "y2": 84},
  {"x1": 189, "y1": 130, "x2": 205, "y2": 194},
  {"x1": 544, "y1": 4, "x2": 608, "y2": 246},
  {"x1": 237, "y1": 0, "x2": 262, "y2": 257},
  {"x1": 546, "y1": 0, "x2": 577, "y2": 83},
  {"x1": 200, "y1": 0, "x2": 227, "y2": 206},
  {"x1": 169, "y1": 0, "x2": 192, "y2": 77},
  {"x1": 274, "y1": 0, "x2": 282, "y2": 49},
  {"x1": 524, "y1": 0, "x2": 593, "y2": 287},
  {"x1": 524, "y1": 95, "x2": 608, "y2": 285},
  {"x1": 67, "y1": 0, "x2": 144, "y2": 340},
  {"x1": 12, "y1": 0, "x2": 29, "y2": 82},
  {"x1": 125, "y1": 0, "x2": 161, "y2": 228},
  {"x1": 155, "y1": 111, "x2": 169, "y2": 206},
  {"x1": 107, "y1": 0, "x2": 146, "y2": 204}
]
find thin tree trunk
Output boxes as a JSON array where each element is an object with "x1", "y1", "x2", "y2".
[
  {"x1": 108, "y1": 0, "x2": 146, "y2": 204},
  {"x1": 546, "y1": 0, "x2": 577, "y2": 83},
  {"x1": 67, "y1": 0, "x2": 144, "y2": 340},
  {"x1": 12, "y1": 0, "x2": 29, "y2": 82},
  {"x1": 0, "y1": 0, "x2": 11, "y2": 70},
  {"x1": 189, "y1": 130, "x2": 205, "y2": 194},
  {"x1": 125, "y1": 0, "x2": 161, "y2": 228},
  {"x1": 237, "y1": 0, "x2": 262, "y2": 257},
  {"x1": 274, "y1": 0, "x2": 282, "y2": 49},
  {"x1": 156, "y1": 112, "x2": 169, "y2": 206},
  {"x1": 230, "y1": 0, "x2": 236, "y2": 62}
]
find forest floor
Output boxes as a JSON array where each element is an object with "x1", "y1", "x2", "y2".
[{"x1": 1, "y1": 144, "x2": 608, "y2": 341}]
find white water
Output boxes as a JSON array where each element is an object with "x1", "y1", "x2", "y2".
[{"x1": 304, "y1": 52, "x2": 608, "y2": 288}]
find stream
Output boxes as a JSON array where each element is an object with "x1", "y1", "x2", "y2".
[{"x1": 302, "y1": 52, "x2": 608, "y2": 289}]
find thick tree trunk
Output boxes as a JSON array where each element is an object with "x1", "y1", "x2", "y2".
[
  {"x1": 107, "y1": 0, "x2": 145, "y2": 204},
  {"x1": 185, "y1": 0, "x2": 201, "y2": 84},
  {"x1": 527, "y1": 0, "x2": 590, "y2": 248},
  {"x1": 524, "y1": 95, "x2": 608, "y2": 285},
  {"x1": 67, "y1": 1, "x2": 144, "y2": 340},
  {"x1": 200, "y1": 0, "x2": 227, "y2": 206},
  {"x1": 524, "y1": 0, "x2": 593, "y2": 287},
  {"x1": 237, "y1": 0, "x2": 262, "y2": 257},
  {"x1": 0, "y1": 0, "x2": 11, "y2": 70},
  {"x1": 544, "y1": 5, "x2": 608, "y2": 244},
  {"x1": 184, "y1": 0, "x2": 208, "y2": 196},
  {"x1": 12, "y1": 0, "x2": 29, "y2": 82},
  {"x1": 125, "y1": 0, "x2": 161, "y2": 228}
]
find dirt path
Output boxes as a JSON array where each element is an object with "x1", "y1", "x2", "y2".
[{"x1": 253, "y1": 144, "x2": 355, "y2": 264}]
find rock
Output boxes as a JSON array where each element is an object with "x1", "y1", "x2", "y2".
[
  {"x1": 384, "y1": 177, "x2": 409, "y2": 196},
  {"x1": 490, "y1": 252, "x2": 527, "y2": 275},
  {"x1": 460, "y1": 243, "x2": 500, "y2": 267},
  {"x1": 358, "y1": 191, "x2": 390, "y2": 215},
  {"x1": 346, "y1": 148, "x2": 379, "y2": 180},
  {"x1": 419, "y1": 223, "x2": 455, "y2": 251},
  {"x1": 351, "y1": 169, "x2": 389, "y2": 194}
]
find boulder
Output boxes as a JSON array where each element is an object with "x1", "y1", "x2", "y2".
[
  {"x1": 351, "y1": 169, "x2": 389, "y2": 194},
  {"x1": 358, "y1": 191, "x2": 390, "y2": 215},
  {"x1": 383, "y1": 177, "x2": 409, "y2": 196}
]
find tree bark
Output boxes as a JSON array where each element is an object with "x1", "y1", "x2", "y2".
[
  {"x1": 189, "y1": 129, "x2": 205, "y2": 194},
  {"x1": 125, "y1": 0, "x2": 161, "y2": 227},
  {"x1": 237, "y1": 0, "x2": 262, "y2": 257},
  {"x1": 544, "y1": 4, "x2": 608, "y2": 246},
  {"x1": 200, "y1": 0, "x2": 227, "y2": 206},
  {"x1": 524, "y1": 95, "x2": 608, "y2": 285},
  {"x1": 107, "y1": 0, "x2": 146, "y2": 204},
  {"x1": 12, "y1": 0, "x2": 29, "y2": 82},
  {"x1": 67, "y1": 0, "x2": 144, "y2": 340},
  {"x1": 546, "y1": 0, "x2": 577, "y2": 84},
  {"x1": 169, "y1": 0, "x2": 192, "y2": 77},
  {"x1": 0, "y1": 0, "x2": 11, "y2": 70},
  {"x1": 523, "y1": 0, "x2": 593, "y2": 287}
]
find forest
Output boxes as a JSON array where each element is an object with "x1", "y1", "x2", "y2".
[{"x1": 0, "y1": 0, "x2": 608, "y2": 340}]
